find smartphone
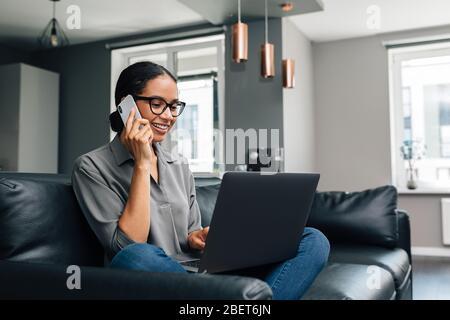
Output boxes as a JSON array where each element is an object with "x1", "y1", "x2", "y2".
[{"x1": 117, "y1": 94, "x2": 142, "y2": 126}]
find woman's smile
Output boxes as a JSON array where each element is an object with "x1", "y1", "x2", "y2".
[{"x1": 151, "y1": 122, "x2": 170, "y2": 133}]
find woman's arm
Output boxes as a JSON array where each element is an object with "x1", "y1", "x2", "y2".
[
  {"x1": 117, "y1": 108, "x2": 154, "y2": 243},
  {"x1": 118, "y1": 164, "x2": 151, "y2": 243}
]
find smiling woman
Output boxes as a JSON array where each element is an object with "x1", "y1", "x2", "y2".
[
  {"x1": 72, "y1": 61, "x2": 209, "y2": 264},
  {"x1": 70, "y1": 60, "x2": 329, "y2": 300}
]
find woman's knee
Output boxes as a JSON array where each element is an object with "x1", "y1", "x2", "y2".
[
  {"x1": 110, "y1": 243, "x2": 166, "y2": 268},
  {"x1": 301, "y1": 227, "x2": 330, "y2": 268},
  {"x1": 122, "y1": 243, "x2": 165, "y2": 257}
]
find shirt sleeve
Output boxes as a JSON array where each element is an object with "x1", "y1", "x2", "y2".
[
  {"x1": 71, "y1": 157, "x2": 135, "y2": 261},
  {"x1": 187, "y1": 170, "x2": 203, "y2": 234}
]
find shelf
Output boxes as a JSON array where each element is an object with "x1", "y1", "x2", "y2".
[{"x1": 398, "y1": 188, "x2": 450, "y2": 195}]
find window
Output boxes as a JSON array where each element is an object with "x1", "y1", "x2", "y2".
[
  {"x1": 110, "y1": 35, "x2": 225, "y2": 175},
  {"x1": 389, "y1": 42, "x2": 450, "y2": 190}
]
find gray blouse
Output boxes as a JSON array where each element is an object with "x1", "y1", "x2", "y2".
[{"x1": 71, "y1": 134, "x2": 202, "y2": 264}]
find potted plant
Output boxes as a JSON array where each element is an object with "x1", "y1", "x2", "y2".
[{"x1": 400, "y1": 139, "x2": 426, "y2": 189}]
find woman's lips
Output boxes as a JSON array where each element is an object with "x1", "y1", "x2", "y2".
[{"x1": 151, "y1": 122, "x2": 169, "y2": 133}]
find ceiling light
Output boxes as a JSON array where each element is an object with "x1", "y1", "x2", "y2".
[
  {"x1": 280, "y1": 2, "x2": 294, "y2": 12},
  {"x1": 232, "y1": 0, "x2": 248, "y2": 63},
  {"x1": 39, "y1": 0, "x2": 69, "y2": 48},
  {"x1": 282, "y1": 59, "x2": 295, "y2": 88},
  {"x1": 261, "y1": 0, "x2": 275, "y2": 78}
]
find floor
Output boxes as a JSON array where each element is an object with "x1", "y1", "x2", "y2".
[{"x1": 412, "y1": 255, "x2": 450, "y2": 300}]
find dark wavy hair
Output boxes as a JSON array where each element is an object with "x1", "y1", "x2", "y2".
[{"x1": 109, "y1": 61, "x2": 177, "y2": 132}]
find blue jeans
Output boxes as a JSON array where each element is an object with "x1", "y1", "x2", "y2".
[{"x1": 109, "y1": 227, "x2": 330, "y2": 300}]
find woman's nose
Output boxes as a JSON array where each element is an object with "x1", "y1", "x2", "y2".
[{"x1": 160, "y1": 107, "x2": 174, "y2": 120}]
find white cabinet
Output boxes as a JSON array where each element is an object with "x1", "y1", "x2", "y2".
[{"x1": 0, "y1": 63, "x2": 59, "y2": 173}]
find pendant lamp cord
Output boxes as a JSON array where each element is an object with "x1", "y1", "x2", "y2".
[
  {"x1": 265, "y1": 0, "x2": 268, "y2": 43},
  {"x1": 238, "y1": 0, "x2": 241, "y2": 22}
]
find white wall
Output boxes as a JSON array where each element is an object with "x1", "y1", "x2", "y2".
[
  {"x1": 18, "y1": 64, "x2": 59, "y2": 173},
  {"x1": 282, "y1": 18, "x2": 316, "y2": 172},
  {"x1": 313, "y1": 35, "x2": 391, "y2": 191},
  {"x1": 0, "y1": 63, "x2": 59, "y2": 173},
  {"x1": 313, "y1": 25, "x2": 450, "y2": 250}
]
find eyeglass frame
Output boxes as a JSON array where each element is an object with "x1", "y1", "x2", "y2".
[{"x1": 132, "y1": 95, "x2": 186, "y2": 117}]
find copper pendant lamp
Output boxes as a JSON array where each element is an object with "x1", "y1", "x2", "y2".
[
  {"x1": 282, "y1": 58, "x2": 295, "y2": 88},
  {"x1": 261, "y1": 0, "x2": 275, "y2": 78},
  {"x1": 232, "y1": 0, "x2": 248, "y2": 63}
]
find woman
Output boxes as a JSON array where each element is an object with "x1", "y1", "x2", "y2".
[{"x1": 72, "y1": 61, "x2": 330, "y2": 300}]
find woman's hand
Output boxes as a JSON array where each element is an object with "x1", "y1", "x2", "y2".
[
  {"x1": 188, "y1": 227, "x2": 209, "y2": 251},
  {"x1": 121, "y1": 107, "x2": 154, "y2": 168}
]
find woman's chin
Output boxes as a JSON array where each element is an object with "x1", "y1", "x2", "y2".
[
  {"x1": 152, "y1": 133, "x2": 166, "y2": 142},
  {"x1": 151, "y1": 127, "x2": 171, "y2": 142}
]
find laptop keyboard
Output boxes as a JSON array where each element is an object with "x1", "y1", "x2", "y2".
[{"x1": 181, "y1": 259, "x2": 201, "y2": 268}]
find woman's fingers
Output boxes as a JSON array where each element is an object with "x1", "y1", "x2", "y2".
[
  {"x1": 193, "y1": 238, "x2": 205, "y2": 250},
  {"x1": 190, "y1": 234, "x2": 205, "y2": 250},
  {"x1": 134, "y1": 123, "x2": 150, "y2": 141},
  {"x1": 135, "y1": 126, "x2": 153, "y2": 143},
  {"x1": 128, "y1": 118, "x2": 149, "y2": 140},
  {"x1": 142, "y1": 129, "x2": 154, "y2": 144},
  {"x1": 200, "y1": 227, "x2": 209, "y2": 241}
]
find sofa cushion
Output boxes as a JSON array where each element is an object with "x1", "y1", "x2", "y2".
[
  {"x1": 307, "y1": 185, "x2": 399, "y2": 248},
  {"x1": 329, "y1": 244, "x2": 411, "y2": 293},
  {"x1": 302, "y1": 263, "x2": 396, "y2": 300},
  {"x1": 195, "y1": 183, "x2": 221, "y2": 227},
  {"x1": 0, "y1": 177, "x2": 103, "y2": 266}
]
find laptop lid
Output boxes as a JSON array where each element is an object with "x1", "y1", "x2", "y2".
[{"x1": 199, "y1": 172, "x2": 320, "y2": 274}]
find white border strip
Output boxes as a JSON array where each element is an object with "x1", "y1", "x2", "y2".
[{"x1": 412, "y1": 246, "x2": 450, "y2": 257}]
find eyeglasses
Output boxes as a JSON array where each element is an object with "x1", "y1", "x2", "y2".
[{"x1": 133, "y1": 95, "x2": 186, "y2": 117}]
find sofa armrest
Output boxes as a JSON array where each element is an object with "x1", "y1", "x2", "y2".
[
  {"x1": 396, "y1": 209, "x2": 412, "y2": 263},
  {"x1": 0, "y1": 260, "x2": 272, "y2": 300}
]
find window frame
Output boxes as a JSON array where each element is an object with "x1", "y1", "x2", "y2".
[
  {"x1": 110, "y1": 34, "x2": 225, "y2": 177},
  {"x1": 388, "y1": 42, "x2": 450, "y2": 192}
]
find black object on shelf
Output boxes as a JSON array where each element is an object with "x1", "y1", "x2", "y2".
[{"x1": 246, "y1": 148, "x2": 272, "y2": 171}]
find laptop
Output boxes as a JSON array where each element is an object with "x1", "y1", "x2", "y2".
[{"x1": 173, "y1": 171, "x2": 320, "y2": 273}]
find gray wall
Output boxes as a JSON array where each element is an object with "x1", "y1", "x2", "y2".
[
  {"x1": 313, "y1": 25, "x2": 450, "y2": 250},
  {"x1": 31, "y1": 42, "x2": 111, "y2": 174},
  {"x1": 0, "y1": 64, "x2": 20, "y2": 171},
  {"x1": 282, "y1": 18, "x2": 315, "y2": 173},
  {"x1": 0, "y1": 44, "x2": 31, "y2": 65},
  {"x1": 225, "y1": 19, "x2": 284, "y2": 169}
]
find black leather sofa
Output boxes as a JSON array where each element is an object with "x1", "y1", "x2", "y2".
[{"x1": 0, "y1": 172, "x2": 412, "y2": 300}]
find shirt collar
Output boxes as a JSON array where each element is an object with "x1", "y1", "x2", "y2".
[
  {"x1": 110, "y1": 134, "x2": 132, "y2": 166},
  {"x1": 109, "y1": 134, "x2": 177, "y2": 166},
  {"x1": 154, "y1": 141, "x2": 178, "y2": 164}
]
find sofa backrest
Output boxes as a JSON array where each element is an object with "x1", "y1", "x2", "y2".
[
  {"x1": 0, "y1": 173, "x2": 221, "y2": 266},
  {"x1": 0, "y1": 173, "x2": 104, "y2": 266},
  {"x1": 308, "y1": 186, "x2": 399, "y2": 248},
  {"x1": 0, "y1": 173, "x2": 400, "y2": 267},
  {"x1": 193, "y1": 180, "x2": 400, "y2": 249}
]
